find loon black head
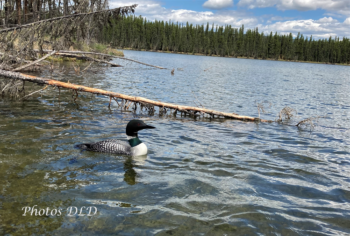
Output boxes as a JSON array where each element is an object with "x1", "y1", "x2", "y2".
[{"x1": 126, "y1": 120, "x2": 155, "y2": 137}]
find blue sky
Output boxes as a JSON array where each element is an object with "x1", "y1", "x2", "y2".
[{"x1": 110, "y1": 0, "x2": 350, "y2": 39}]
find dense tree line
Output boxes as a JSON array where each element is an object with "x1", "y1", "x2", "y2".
[{"x1": 102, "y1": 15, "x2": 350, "y2": 64}]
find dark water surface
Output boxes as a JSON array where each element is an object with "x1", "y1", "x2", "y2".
[{"x1": 1, "y1": 51, "x2": 350, "y2": 235}]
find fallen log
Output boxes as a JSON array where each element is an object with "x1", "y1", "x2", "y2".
[
  {"x1": 52, "y1": 52, "x2": 123, "y2": 67},
  {"x1": 0, "y1": 69, "x2": 272, "y2": 122},
  {"x1": 35, "y1": 50, "x2": 166, "y2": 69}
]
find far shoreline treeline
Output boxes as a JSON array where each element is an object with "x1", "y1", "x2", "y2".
[{"x1": 101, "y1": 15, "x2": 350, "y2": 65}]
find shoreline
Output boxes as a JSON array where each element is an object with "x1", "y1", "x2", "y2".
[{"x1": 118, "y1": 48, "x2": 350, "y2": 67}]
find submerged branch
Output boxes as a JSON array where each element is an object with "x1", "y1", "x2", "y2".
[{"x1": 22, "y1": 85, "x2": 49, "y2": 100}]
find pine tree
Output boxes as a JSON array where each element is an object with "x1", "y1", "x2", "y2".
[
  {"x1": 268, "y1": 32, "x2": 274, "y2": 58},
  {"x1": 274, "y1": 32, "x2": 281, "y2": 60}
]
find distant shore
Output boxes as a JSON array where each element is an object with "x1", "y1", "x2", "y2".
[{"x1": 118, "y1": 48, "x2": 350, "y2": 67}]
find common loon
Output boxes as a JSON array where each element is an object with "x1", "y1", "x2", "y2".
[{"x1": 75, "y1": 120, "x2": 155, "y2": 156}]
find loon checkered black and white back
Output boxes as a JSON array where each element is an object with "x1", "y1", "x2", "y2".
[{"x1": 75, "y1": 120, "x2": 155, "y2": 156}]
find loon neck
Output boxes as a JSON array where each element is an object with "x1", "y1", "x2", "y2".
[{"x1": 127, "y1": 135, "x2": 142, "y2": 147}]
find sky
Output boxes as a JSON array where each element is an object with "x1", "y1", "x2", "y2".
[{"x1": 109, "y1": 0, "x2": 350, "y2": 39}]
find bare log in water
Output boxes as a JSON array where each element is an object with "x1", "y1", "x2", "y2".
[
  {"x1": 52, "y1": 52, "x2": 123, "y2": 67},
  {"x1": 35, "y1": 50, "x2": 166, "y2": 69},
  {"x1": 0, "y1": 69, "x2": 272, "y2": 122}
]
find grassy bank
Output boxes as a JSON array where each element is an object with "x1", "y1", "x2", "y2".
[
  {"x1": 71, "y1": 42, "x2": 124, "y2": 57},
  {"x1": 45, "y1": 42, "x2": 124, "y2": 62},
  {"x1": 25, "y1": 39, "x2": 123, "y2": 62}
]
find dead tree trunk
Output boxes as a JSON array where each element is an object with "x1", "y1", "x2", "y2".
[
  {"x1": 33, "y1": 0, "x2": 37, "y2": 21},
  {"x1": 4, "y1": 0, "x2": 9, "y2": 27},
  {"x1": 16, "y1": 0, "x2": 22, "y2": 24},
  {"x1": 63, "y1": 0, "x2": 68, "y2": 15}
]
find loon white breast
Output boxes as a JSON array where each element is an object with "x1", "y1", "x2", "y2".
[{"x1": 75, "y1": 120, "x2": 155, "y2": 156}]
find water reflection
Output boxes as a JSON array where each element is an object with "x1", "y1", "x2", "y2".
[
  {"x1": 123, "y1": 155, "x2": 147, "y2": 185},
  {"x1": 70, "y1": 151, "x2": 147, "y2": 186}
]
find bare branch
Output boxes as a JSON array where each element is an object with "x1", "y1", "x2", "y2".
[{"x1": 13, "y1": 50, "x2": 57, "y2": 72}]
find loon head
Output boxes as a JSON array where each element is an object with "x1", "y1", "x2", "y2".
[{"x1": 126, "y1": 120, "x2": 155, "y2": 137}]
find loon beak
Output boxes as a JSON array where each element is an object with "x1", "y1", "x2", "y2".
[{"x1": 143, "y1": 125, "x2": 155, "y2": 129}]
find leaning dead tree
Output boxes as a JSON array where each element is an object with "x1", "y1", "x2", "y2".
[{"x1": 1, "y1": 0, "x2": 111, "y2": 27}]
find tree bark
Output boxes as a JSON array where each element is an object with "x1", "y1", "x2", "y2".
[
  {"x1": 48, "y1": 0, "x2": 52, "y2": 19},
  {"x1": 33, "y1": 0, "x2": 37, "y2": 21},
  {"x1": 16, "y1": 0, "x2": 22, "y2": 24},
  {"x1": 63, "y1": 0, "x2": 68, "y2": 15},
  {"x1": 4, "y1": 0, "x2": 9, "y2": 27},
  {"x1": 37, "y1": 0, "x2": 41, "y2": 20}
]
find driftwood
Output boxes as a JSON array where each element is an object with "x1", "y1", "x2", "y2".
[
  {"x1": 0, "y1": 69, "x2": 272, "y2": 122},
  {"x1": 277, "y1": 106, "x2": 297, "y2": 122},
  {"x1": 35, "y1": 50, "x2": 166, "y2": 69},
  {"x1": 52, "y1": 52, "x2": 123, "y2": 67},
  {"x1": 296, "y1": 116, "x2": 324, "y2": 129}
]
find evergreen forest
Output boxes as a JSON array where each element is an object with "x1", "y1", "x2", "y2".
[{"x1": 102, "y1": 15, "x2": 350, "y2": 64}]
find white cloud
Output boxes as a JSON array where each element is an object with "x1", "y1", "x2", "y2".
[
  {"x1": 110, "y1": 0, "x2": 251, "y2": 26},
  {"x1": 315, "y1": 17, "x2": 338, "y2": 24},
  {"x1": 344, "y1": 18, "x2": 350, "y2": 25},
  {"x1": 108, "y1": 0, "x2": 350, "y2": 38},
  {"x1": 237, "y1": 0, "x2": 350, "y2": 16},
  {"x1": 109, "y1": 0, "x2": 166, "y2": 15},
  {"x1": 258, "y1": 17, "x2": 350, "y2": 38},
  {"x1": 238, "y1": 0, "x2": 275, "y2": 9},
  {"x1": 203, "y1": 0, "x2": 234, "y2": 10}
]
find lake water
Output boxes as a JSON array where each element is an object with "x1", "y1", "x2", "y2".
[{"x1": 1, "y1": 50, "x2": 350, "y2": 235}]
